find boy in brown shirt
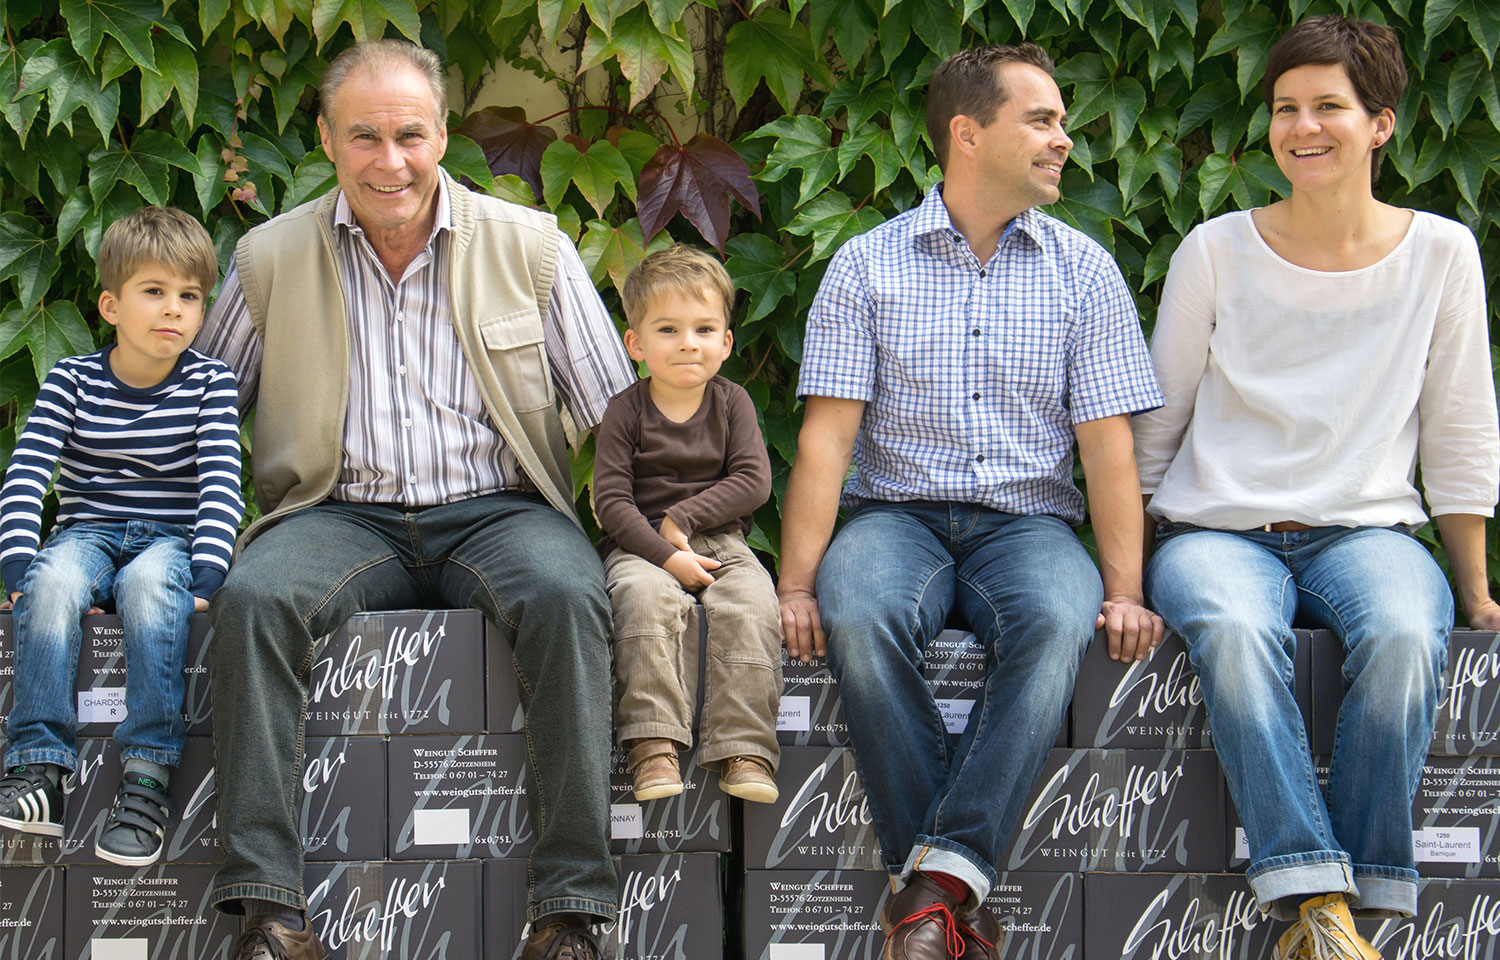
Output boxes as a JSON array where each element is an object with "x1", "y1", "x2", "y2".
[{"x1": 593, "y1": 245, "x2": 781, "y2": 803}]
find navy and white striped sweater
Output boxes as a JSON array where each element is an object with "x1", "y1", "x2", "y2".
[{"x1": 0, "y1": 346, "x2": 245, "y2": 599}]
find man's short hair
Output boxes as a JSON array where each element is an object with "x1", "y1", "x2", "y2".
[
  {"x1": 1263, "y1": 16, "x2": 1407, "y2": 175},
  {"x1": 620, "y1": 245, "x2": 735, "y2": 330},
  {"x1": 320, "y1": 39, "x2": 447, "y2": 129},
  {"x1": 926, "y1": 43, "x2": 1056, "y2": 171},
  {"x1": 97, "y1": 206, "x2": 218, "y2": 294}
]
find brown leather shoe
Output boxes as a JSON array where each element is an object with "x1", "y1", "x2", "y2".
[
  {"x1": 719, "y1": 756, "x2": 779, "y2": 803},
  {"x1": 626, "y1": 739, "x2": 683, "y2": 801},
  {"x1": 521, "y1": 912, "x2": 608, "y2": 960},
  {"x1": 230, "y1": 915, "x2": 328, "y2": 960},
  {"x1": 958, "y1": 903, "x2": 1002, "y2": 960},
  {"x1": 880, "y1": 873, "x2": 969, "y2": 960}
]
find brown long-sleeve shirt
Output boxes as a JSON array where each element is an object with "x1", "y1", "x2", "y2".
[{"x1": 593, "y1": 377, "x2": 772, "y2": 566}]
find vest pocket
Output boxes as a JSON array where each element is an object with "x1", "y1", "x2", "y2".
[{"x1": 478, "y1": 308, "x2": 553, "y2": 412}]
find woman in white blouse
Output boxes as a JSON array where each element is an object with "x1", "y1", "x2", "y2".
[{"x1": 1134, "y1": 15, "x2": 1500, "y2": 960}]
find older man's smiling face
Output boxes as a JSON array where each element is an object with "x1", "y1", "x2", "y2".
[{"x1": 318, "y1": 62, "x2": 448, "y2": 245}]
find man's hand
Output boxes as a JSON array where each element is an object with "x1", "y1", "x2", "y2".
[
  {"x1": 779, "y1": 588, "x2": 827, "y2": 663},
  {"x1": 193, "y1": 596, "x2": 210, "y2": 613},
  {"x1": 1, "y1": 591, "x2": 17, "y2": 610},
  {"x1": 1468, "y1": 598, "x2": 1500, "y2": 632},
  {"x1": 659, "y1": 515, "x2": 691, "y2": 553},
  {"x1": 663, "y1": 550, "x2": 719, "y2": 590},
  {"x1": 1098, "y1": 596, "x2": 1165, "y2": 663}
]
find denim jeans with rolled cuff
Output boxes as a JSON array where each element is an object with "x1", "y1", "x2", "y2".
[
  {"x1": 207, "y1": 493, "x2": 617, "y2": 923},
  {"x1": 1146, "y1": 523, "x2": 1450, "y2": 920},
  {"x1": 819, "y1": 500, "x2": 1100, "y2": 907},
  {"x1": 8, "y1": 520, "x2": 194, "y2": 772}
]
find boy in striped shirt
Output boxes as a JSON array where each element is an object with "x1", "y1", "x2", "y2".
[{"x1": 0, "y1": 206, "x2": 243, "y2": 866}]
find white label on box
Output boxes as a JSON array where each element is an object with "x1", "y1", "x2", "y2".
[
  {"x1": 1235, "y1": 827, "x2": 1248, "y2": 860},
  {"x1": 78, "y1": 687, "x2": 128, "y2": 723},
  {"x1": 778, "y1": 696, "x2": 811, "y2": 731},
  {"x1": 936, "y1": 698, "x2": 973, "y2": 734},
  {"x1": 610, "y1": 803, "x2": 644, "y2": 840},
  {"x1": 91, "y1": 940, "x2": 148, "y2": 960},
  {"x1": 1413, "y1": 827, "x2": 1481, "y2": 863},
  {"x1": 412, "y1": 807, "x2": 471, "y2": 845},
  {"x1": 770, "y1": 945, "x2": 826, "y2": 960}
]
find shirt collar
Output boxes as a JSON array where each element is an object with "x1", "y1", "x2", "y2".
[
  {"x1": 333, "y1": 173, "x2": 453, "y2": 243},
  {"x1": 912, "y1": 182, "x2": 1044, "y2": 251}
]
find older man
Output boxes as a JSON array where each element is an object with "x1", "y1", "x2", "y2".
[
  {"x1": 198, "y1": 41, "x2": 633, "y2": 960},
  {"x1": 778, "y1": 44, "x2": 1164, "y2": 960}
]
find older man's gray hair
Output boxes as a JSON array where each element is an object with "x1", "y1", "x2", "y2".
[{"x1": 319, "y1": 39, "x2": 447, "y2": 127}]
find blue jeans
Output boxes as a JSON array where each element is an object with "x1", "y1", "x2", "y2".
[
  {"x1": 1146, "y1": 524, "x2": 1451, "y2": 920},
  {"x1": 819, "y1": 501, "x2": 1100, "y2": 904},
  {"x1": 207, "y1": 493, "x2": 616, "y2": 923},
  {"x1": 7, "y1": 520, "x2": 194, "y2": 771}
]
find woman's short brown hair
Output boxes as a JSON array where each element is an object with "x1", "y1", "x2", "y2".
[{"x1": 1263, "y1": 16, "x2": 1407, "y2": 174}]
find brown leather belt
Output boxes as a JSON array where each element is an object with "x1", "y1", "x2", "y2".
[{"x1": 1260, "y1": 521, "x2": 1315, "y2": 532}]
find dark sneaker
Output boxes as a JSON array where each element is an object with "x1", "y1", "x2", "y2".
[
  {"x1": 521, "y1": 913, "x2": 607, "y2": 960},
  {"x1": 94, "y1": 771, "x2": 173, "y2": 866},
  {"x1": 0, "y1": 765, "x2": 64, "y2": 837}
]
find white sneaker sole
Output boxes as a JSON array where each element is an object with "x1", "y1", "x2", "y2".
[
  {"x1": 0, "y1": 813, "x2": 63, "y2": 837},
  {"x1": 94, "y1": 841, "x2": 164, "y2": 867}
]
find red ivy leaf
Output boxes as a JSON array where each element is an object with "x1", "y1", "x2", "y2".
[
  {"x1": 455, "y1": 106, "x2": 558, "y2": 200},
  {"x1": 563, "y1": 134, "x2": 590, "y2": 152},
  {"x1": 636, "y1": 134, "x2": 761, "y2": 253}
]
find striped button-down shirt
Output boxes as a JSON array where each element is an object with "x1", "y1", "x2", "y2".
[
  {"x1": 198, "y1": 178, "x2": 635, "y2": 507},
  {"x1": 800, "y1": 185, "x2": 1162, "y2": 524}
]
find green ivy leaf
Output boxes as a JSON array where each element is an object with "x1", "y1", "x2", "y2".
[
  {"x1": 268, "y1": 59, "x2": 317, "y2": 134},
  {"x1": 489, "y1": 174, "x2": 535, "y2": 207},
  {"x1": 540, "y1": 139, "x2": 635, "y2": 216},
  {"x1": 99, "y1": 36, "x2": 134, "y2": 84},
  {"x1": 237, "y1": 131, "x2": 295, "y2": 189},
  {"x1": 1202, "y1": 7, "x2": 1279, "y2": 98},
  {"x1": 911, "y1": 0, "x2": 963, "y2": 61},
  {"x1": 57, "y1": 0, "x2": 188, "y2": 72},
  {"x1": 837, "y1": 125, "x2": 904, "y2": 195},
  {"x1": 726, "y1": 233, "x2": 796, "y2": 326},
  {"x1": 88, "y1": 129, "x2": 197, "y2": 206},
  {"x1": 37, "y1": 126, "x2": 83, "y2": 196},
  {"x1": 1462, "y1": 0, "x2": 1500, "y2": 67},
  {"x1": 19, "y1": 38, "x2": 121, "y2": 138},
  {"x1": 1177, "y1": 79, "x2": 1238, "y2": 137},
  {"x1": 192, "y1": 134, "x2": 230, "y2": 216},
  {"x1": 1140, "y1": 232, "x2": 1181, "y2": 289},
  {"x1": 724, "y1": 14, "x2": 829, "y2": 113},
  {"x1": 1424, "y1": 0, "x2": 1462, "y2": 45},
  {"x1": 311, "y1": 0, "x2": 422, "y2": 48},
  {"x1": 1411, "y1": 123, "x2": 1500, "y2": 207},
  {"x1": 0, "y1": 213, "x2": 60, "y2": 313},
  {"x1": 538, "y1": 0, "x2": 584, "y2": 42},
  {"x1": 752, "y1": 115, "x2": 839, "y2": 207},
  {"x1": 56, "y1": 189, "x2": 91, "y2": 249},
  {"x1": 1053, "y1": 173, "x2": 1144, "y2": 248},
  {"x1": 580, "y1": 6, "x2": 695, "y2": 108},
  {"x1": 809, "y1": 0, "x2": 876, "y2": 68},
  {"x1": 1116, "y1": 138, "x2": 1182, "y2": 204},
  {"x1": 1107, "y1": 76, "x2": 1147, "y2": 152},
  {"x1": 608, "y1": 128, "x2": 661, "y2": 180},
  {"x1": 645, "y1": 0, "x2": 691, "y2": 33},
  {"x1": 282, "y1": 147, "x2": 336, "y2": 211},
  {"x1": 440, "y1": 132, "x2": 496, "y2": 193},
  {"x1": 1146, "y1": 24, "x2": 1194, "y2": 86},
  {"x1": 784, "y1": 192, "x2": 885, "y2": 263},
  {"x1": 1116, "y1": 0, "x2": 1170, "y2": 46},
  {"x1": 200, "y1": 0, "x2": 232, "y2": 36},
  {"x1": 0, "y1": 39, "x2": 43, "y2": 145},
  {"x1": 1001, "y1": 0, "x2": 1035, "y2": 33},
  {"x1": 0, "y1": 300, "x2": 95, "y2": 383},
  {"x1": 576, "y1": 217, "x2": 671, "y2": 294},
  {"x1": 1197, "y1": 151, "x2": 1288, "y2": 215}
]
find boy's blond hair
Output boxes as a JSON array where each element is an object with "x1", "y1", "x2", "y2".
[
  {"x1": 620, "y1": 245, "x2": 735, "y2": 330},
  {"x1": 98, "y1": 206, "x2": 218, "y2": 294}
]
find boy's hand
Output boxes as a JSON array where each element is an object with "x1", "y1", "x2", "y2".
[
  {"x1": 659, "y1": 515, "x2": 692, "y2": 553},
  {"x1": 1, "y1": 591, "x2": 17, "y2": 610},
  {"x1": 193, "y1": 596, "x2": 209, "y2": 612},
  {"x1": 663, "y1": 550, "x2": 721, "y2": 590}
]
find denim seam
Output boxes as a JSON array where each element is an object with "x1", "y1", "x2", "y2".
[
  {"x1": 298, "y1": 553, "x2": 402, "y2": 626},
  {"x1": 452, "y1": 556, "x2": 518, "y2": 631},
  {"x1": 934, "y1": 571, "x2": 1002, "y2": 838},
  {"x1": 907, "y1": 561, "x2": 955, "y2": 662}
]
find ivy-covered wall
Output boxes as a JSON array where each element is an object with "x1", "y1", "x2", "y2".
[{"x1": 1, "y1": 0, "x2": 1498, "y2": 610}]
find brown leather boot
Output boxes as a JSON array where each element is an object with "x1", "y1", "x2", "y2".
[
  {"x1": 520, "y1": 913, "x2": 607, "y2": 959},
  {"x1": 880, "y1": 873, "x2": 968, "y2": 960}
]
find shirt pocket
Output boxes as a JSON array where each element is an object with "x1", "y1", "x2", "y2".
[{"x1": 478, "y1": 308, "x2": 553, "y2": 413}]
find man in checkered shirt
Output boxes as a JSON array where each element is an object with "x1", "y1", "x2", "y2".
[{"x1": 778, "y1": 44, "x2": 1165, "y2": 960}]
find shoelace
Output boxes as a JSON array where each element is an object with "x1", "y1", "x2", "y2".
[
  {"x1": 231, "y1": 926, "x2": 295, "y2": 960},
  {"x1": 535, "y1": 923, "x2": 601, "y2": 960},
  {"x1": 1300, "y1": 902, "x2": 1366, "y2": 960},
  {"x1": 957, "y1": 916, "x2": 995, "y2": 955},
  {"x1": 892, "y1": 902, "x2": 966, "y2": 958}
]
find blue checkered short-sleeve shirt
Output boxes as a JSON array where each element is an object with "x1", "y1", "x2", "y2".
[{"x1": 799, "y1": 185, "x2": 1163, "y2": 524}]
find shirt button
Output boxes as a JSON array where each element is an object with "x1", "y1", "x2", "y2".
[
  {"x1": 972, "y1": 392, "x2": 980, "y2": 401},
  {"x1": 398, "y1": 365, "x2": 407, "y2": 375},
  {"x1": 971, "y1": 329, "x2": 981, "y2": 337},
  {"x1": 979, "y1": 269, "x2": 986, "y2": 277},
  {"x1": 976, "y1": 454, "x2": 985, "y2": 463},
  {"x1": 402, "y1": 418, "x2": 413, "y2": 428},
  {"x1": 408, "y1": 473, "x2": 418, "y2": 484},
  {"x1": 395, "y1": 312, "x2": 404, "y2": 322}
]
